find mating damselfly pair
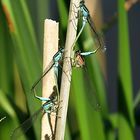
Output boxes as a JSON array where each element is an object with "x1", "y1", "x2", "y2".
[{"x1": 11, "y1": 0, "x2": 106, "y2": 139}]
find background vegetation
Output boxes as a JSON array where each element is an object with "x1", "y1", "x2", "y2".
[{"x1": 0, "y1": 0, "x2": 140, "y2": 140}]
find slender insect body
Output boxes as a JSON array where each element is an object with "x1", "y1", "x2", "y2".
[
  {"x1": 43, "y1": 100, "x2": 55, "y2": 113},
  {"x1": 53, "y1": 47, "x2": 64, "y2": 77},
  {"x1": 11, "y1": 93, "x2": 58, "y2": 139},
  {"x1": 31, "y1": 47, "x2": 64, "y2": 97},
  {"x1": 53, "y1": 48, "x2": 64, "y2": 63},
  {"x1": 79, "y1": 1, "x2": 89, "y2": 28},
  {"x1": 80, "y1": 1, "x2": 89, "y2": 18},
  {"x1": 73, "y1": 0, "x2": 106, "y2": 52}
]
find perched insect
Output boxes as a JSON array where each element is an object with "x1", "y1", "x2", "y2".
[
  {"x1": 31, "y1": 47, "x2": 64, "y2": 98},
  {"x1": 11, "y1": 92, "x2": 59, "y2": 140},
  {"x1": 72, "y1": 0, "x2": 106, "y2": 52}
]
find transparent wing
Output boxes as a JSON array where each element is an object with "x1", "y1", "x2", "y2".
[
  {"x1": 87, "y1": 16, "x2": 105, "y2": 50},
  {"x1": 31, "y1": 47, "x2": 64, "y2": 92},
  {"x1": 11, "y1": 107, "x2": 43, "y2": 139},
  {"x1": 31, "y1": 60, "x2": 54, "y2": 91},
  {"x1": 74, "y1": 51, "x2": 101, "y2": 110},
  {"x1": 83, "y1": 66, "x2": 101, "y2": 111}
]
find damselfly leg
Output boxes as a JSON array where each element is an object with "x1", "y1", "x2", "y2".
[{"x1": 11, "y1": 93, "x2": 58, "y2": 140}]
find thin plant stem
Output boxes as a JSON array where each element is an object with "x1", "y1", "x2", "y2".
[
  {"x1": 55, "y1": 0, "x2": 80, "y2": 139},
  {"x1": 41, "y1": 19, "x2": 59, "y2": 139}
]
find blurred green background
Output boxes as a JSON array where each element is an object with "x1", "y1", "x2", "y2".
[{"x1": 0, "y1": 0, "x2": 140, "y2": 140}]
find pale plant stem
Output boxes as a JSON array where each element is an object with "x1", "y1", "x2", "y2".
[{"x1": 55, "y1": 0, "x2": 80, "y2": 140}]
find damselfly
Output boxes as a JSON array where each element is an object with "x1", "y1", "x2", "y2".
[
  {"x1": 11, "y1": 92, "x2": 58, "y2": 139},
  {"x1": 72, "y1": 47, "x2": 100, "y2": 68},
  {"x1": 31, "y1": 47, "x2": 64, "y2": 98},
  {"x1": 72, "y1": 50, "x2": 101, "y2": 110},
  {"x1": 72, "y1": 0, "x2": 106, "y2": 51}
]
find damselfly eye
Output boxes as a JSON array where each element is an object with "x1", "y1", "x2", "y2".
[
  {"x1": 80, "y1": 0, "x2": 85, "y2": 4},
  {"x1": 75, "y1": 50, "x2": 81, "y2": 56}
]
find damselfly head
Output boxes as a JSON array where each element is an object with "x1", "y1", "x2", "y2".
[
  {"x1": 75, "y1": 50, "x2": 81, "y2": 56},
  {"x1": 59, "y1": 47, "x2": 64, "y2": 53},
  {"x1": 80, "y1": 0, "x2": 85, "y2": 5}
]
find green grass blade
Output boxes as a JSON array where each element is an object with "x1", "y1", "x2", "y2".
[
  {"x1": 0, "y1": 90, "x2": 16, "y2": 118},
  {"x1": 134, "y1": 90, "x2": 140, "y2": 108},
  {"x1": 118, "y1": 0, "x2": 135, "y2": 139},
  {"x1": 57, "y1": 0, "x2": 68, "y2": 29},
  {"x1": 0, "y1": 2, "x2": 14, "y2": 94},
  {"x1": 64, "y1": 122, "x2": 71, "y2": 140},
  {"x1": 36, "y1": 0, "x2": 50, "y2": 47},
  {"x1": 79, "y1": 25, "x2": 108, "y2": 119},
  {"x1": 1, "y1": 0, "x2": 42, "y2": 139},
  {"x1": 72, "y1": 69, "x2": 92, "y2": 140},
  {"x1": 0, "y1": 90, "x2": 27, "y2": 140},
  {"x1": 72, "y1": 69, "x2": 105, "y2": 140}
]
